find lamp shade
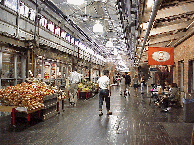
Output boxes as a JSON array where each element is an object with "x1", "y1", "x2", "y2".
[
  {"x1": 106, "y1": 41, "x2": 113, "y2": 47},
  {"x1": 93, "y1": 21, "x2": 103, "y2": 32},
  {"x1": 67, "y1": 0, "x2": 85, "y2": 5}
]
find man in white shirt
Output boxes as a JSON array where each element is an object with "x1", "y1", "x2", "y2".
[
  {"x1": 68, "y1": 68, "x2": 81, "y2": 107},
  {"x1": 97, "y1": 70, "x2": 112, "y2": 116}
]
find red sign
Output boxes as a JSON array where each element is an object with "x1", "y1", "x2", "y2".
[{"x1": 148, "y1": 47, "x2": 174, "y2": 65}]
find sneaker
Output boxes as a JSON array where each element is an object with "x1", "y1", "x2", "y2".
[
  {"x1": 107, "y1": 111, "x2": 112, "y2": 115},
  {"x1": 99, "y1": 110, "x2": 103, "y2": 116},
  {"x1": 99, "y1": 112, "x2": 103, "y2": 116},
  {"x1": 167, "y1": 107, "x2": 171, "y2": 111}
]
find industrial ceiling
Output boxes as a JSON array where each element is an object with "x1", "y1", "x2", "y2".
[{"x1": 35, "y1": 0, "x2": 194, "y2": 68}]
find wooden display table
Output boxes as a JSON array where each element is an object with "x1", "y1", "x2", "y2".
[{"x1": 0, "y1": 105, "x2": 43, "y2": 127}]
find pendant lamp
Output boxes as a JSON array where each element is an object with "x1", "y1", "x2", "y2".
[
  {"x1": 67, "y1": 0, "x2": 85, "y2": 5},
  {"x1": 93, "y1": 21, "x2": 103, "y2": 32}
]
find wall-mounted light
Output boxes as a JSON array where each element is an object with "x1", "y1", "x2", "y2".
[
  {"x1": 93, "y1": 20, "x2": 103, "y2": 32},
  {"x1": 67, "y1": 0, "x2": 85, "y2": 5}
]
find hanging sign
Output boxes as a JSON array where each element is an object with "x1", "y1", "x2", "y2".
[{"x1": 148, "y1": 47, "x2": 174, "y2": 65}]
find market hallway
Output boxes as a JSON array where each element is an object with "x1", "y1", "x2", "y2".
[{"x1": 0, "y1": 86, "x2": 193, "y2": 145}]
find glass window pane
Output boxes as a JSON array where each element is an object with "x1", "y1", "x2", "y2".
[
  {"x1": 2, "y1": 53, "x2": 14, "y2": 78},
  {"x1": 5, "y1": 0, "x2": 17, "y2": 11},
  {"x1": 29, "y1": 8, "x2": 36, "y2": 21}
]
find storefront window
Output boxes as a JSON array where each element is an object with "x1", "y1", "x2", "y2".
[
  {"x1": 188, "y1": 60, "x2": 194, "y2": 93},
  {"x1": 17, "y1": 55, "x2": 22, "y2": 78},
  {"x1": 2, "y1": 52, "x2": 14, "y2": 78},
  {"x1": 48, "y1": 21, "x2": 54, "y2": 33},
  {"x1": 36, "y1": 58, "x2": 42, "y2": 78},
  {"x1": 57, "y1": 63, "x2": 61, "y2": 78},
  {"x1": 179, "y1": 61, "x2": 184, "y2": 91},
  {"x1": 44, "y1": 61, "x2": 50, "y2": 79},
  {"x1": 62, "y1": 66, "x2": 66, "y2": 79},
  {"x1": 1, "y1": 79, "x2": 15, "y2": 88},
  {"x1": 51, "y1": 62, "x2": 56, "y2": 79}
]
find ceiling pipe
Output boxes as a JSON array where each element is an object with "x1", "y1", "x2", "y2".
[
  {"x1": 172, "y1": 27, "x2": 194, "y2": 47},
  {"x1": 137, "y1": 0, "x2": 163, "y2": 66}
]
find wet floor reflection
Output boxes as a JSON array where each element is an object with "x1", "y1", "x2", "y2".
[{"x1": 0, "y1": 86, "x2": 193, "y2": 145}]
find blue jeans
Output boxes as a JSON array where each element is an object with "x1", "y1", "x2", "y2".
[{"x1": 99, "y1": 89, "x2": 110, "y2": 110}]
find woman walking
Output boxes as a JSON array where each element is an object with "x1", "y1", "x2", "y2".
[{"x1": 133, "y1": 74, "x2": 139, "y2": 97}]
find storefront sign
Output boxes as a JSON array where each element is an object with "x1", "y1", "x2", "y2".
[
  {"x1": 148, "y1": 47, "x2": 174, "y2": 65},
  {"x1": 149, "y1": 68, "x2": 157, "y2": 71}
]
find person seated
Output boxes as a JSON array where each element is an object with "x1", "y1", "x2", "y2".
[{"x1": 160, "y1": 83, "x2": 180, "y2": 112}]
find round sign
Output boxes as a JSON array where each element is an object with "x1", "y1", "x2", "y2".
[{"x1": 152, "y1": 51, "x2": 170, "y2": 62}]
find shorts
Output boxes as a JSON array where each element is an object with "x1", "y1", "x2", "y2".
[{"x1": 133, "y1": 84, "x2": 138, "y2": 88}]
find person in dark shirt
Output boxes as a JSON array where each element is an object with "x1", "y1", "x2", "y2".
[{"x1": 125, "y1": 72, "x2": 131, "y2": 96}]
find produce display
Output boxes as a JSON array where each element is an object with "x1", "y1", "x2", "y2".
[
  {"x1": 0, "y1": 82, "x2": 56, "y2": 111},
  {"x1": 78, "y1": 79, "x2": 98, "y2": 92},
  {"x1": 57, "y1": 90, "x2": 67, "y2": 100}
]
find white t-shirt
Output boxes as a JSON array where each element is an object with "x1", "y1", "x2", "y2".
[
  {"x1": 69, "y1": 71, "x2": 81, "y2": 83},
  {"x1": 97, "y1": 75, "x2": 110, "y2": 89}
]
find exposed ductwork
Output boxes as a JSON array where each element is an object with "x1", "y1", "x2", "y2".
[{"x1": 137, "y1": 0, "x2": 163, "y2": 65}]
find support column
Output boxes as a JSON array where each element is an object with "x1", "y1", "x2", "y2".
[
  {"x1": 21, "y1": 55, "x2": 26, "y2": 82},
  {"x1": 27, "y1": 50, "x2": 31, "y2": 78},
  {"x1": 0, "y1": 51, "x2": 2, "y2": 89},
  {"x1": 14, "y1": 55, "x2": 17, "y2": 86}
]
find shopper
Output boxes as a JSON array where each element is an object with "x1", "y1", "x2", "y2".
[
  {"x1": 120, "y1": 75, "x2": 126, "y2": 97},
  {"x1": 68, "y1": 68, "x2": 81, "y2": 107},
  {"x1": 97, "y1": 70, "x2": 112, "y2": 116},
  {"x1": 125, "y1": 72, "x2": 131, "y2": 96},
  {"x1": 160, "y1": 83, "x2": 179, "y2": 112},
  {"x1": 140, "y1": 75, "x2": 145, "y2": 94},
  {"x1": 133, "y1": 74, "x2": 139, "y2": 97}
]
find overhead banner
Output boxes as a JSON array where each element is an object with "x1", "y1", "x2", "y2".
[{"x1": 148, "y1": 47, "x2": 174, "y2": 65}]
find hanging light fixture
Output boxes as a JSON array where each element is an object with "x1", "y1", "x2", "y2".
[
  {"x1": 106, "y1": 38, "x2": 113, "y2": 47},
  {"x1": 67, "y1": 0, "x2": 85, "y2": 5},
  {"x1": 93, "y1": 20, "x2": 103, "y2": 32}
]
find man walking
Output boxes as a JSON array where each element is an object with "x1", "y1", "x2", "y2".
[
  {"x1": 125, "y1": 72, "x2": 131, "y2": 96},
  {"x1": 97, "y1": 70, "x2": 112, "y2": 116},
  {"x1": 68, "y1": 68, "x2": 81, "y2": 107}
]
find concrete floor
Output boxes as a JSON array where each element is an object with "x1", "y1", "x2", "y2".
[{"x1": 0, "y1": 86, "x2": 194, "y2": 145}]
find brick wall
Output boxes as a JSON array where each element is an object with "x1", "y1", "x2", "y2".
[{"x1": 173, "y1": 35, "x2": 194, "y2": 93}]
